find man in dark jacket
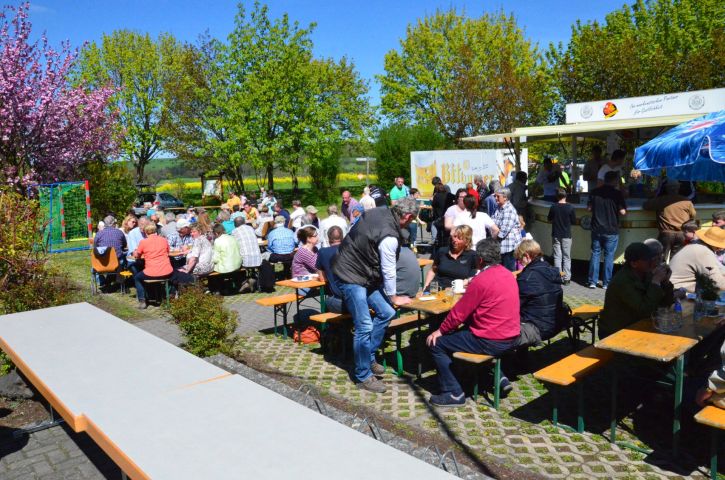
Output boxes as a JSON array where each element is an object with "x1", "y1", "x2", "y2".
[
  {"x1": 514, "y1": 239, "x2": 563, "y2": 346},
  {"x1": 332, "y1": 198, "x2": 420, "y2": 393}
]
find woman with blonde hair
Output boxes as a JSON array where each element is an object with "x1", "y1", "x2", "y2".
[
  {"x1": 514, "y1": 238, "x2": 564, "y2": 346},
  {"x1": 422, "y1": 224, "x2": 478, "y2": 293},
  {"x1": 195, "y1": 211, "x2": 212, "y2": 239}
]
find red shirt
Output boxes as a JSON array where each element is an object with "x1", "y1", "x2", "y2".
[
  {"x1": 439, "y1": 264, "x2": 520, "y2": 341},
  {"x1": 136, "y1": 234, "x2": 173, "y2": 277}
]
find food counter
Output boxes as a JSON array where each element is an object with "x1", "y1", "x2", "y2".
[{"x1": 528, "y1": 197, "x2": 722, "y2": 262}]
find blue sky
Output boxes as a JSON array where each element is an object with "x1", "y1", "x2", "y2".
[{"x1": 25, "y1": 0, "x2": 627, "y2": 105}]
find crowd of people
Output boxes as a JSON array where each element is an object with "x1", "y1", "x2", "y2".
[{"x1": 93, "y1": 167, "x2": 725, "y2": 411}]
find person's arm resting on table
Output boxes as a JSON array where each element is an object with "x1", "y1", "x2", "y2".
[
  {"x1": 379, "y1": 236, "x2": 409, "y2": 305},
  {"x1": 427, "y1": 282, "x2": 479, "y2": 347}
]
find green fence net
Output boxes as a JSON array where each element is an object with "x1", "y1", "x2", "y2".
[{"x1": 36, "y1": 182, "x2": 90, "y2": 253}]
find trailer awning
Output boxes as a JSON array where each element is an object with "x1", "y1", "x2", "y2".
[{"x1": 460, "y1": 113, "x2": 706, "y2": 143}]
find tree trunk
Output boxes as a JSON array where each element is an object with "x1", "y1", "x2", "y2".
[
  {"x1": 135, "y1": 161, "x2": 146, "y2": 184},
  {"x1": 292, "y1": 173, "x2": 299, "y2": 197},
  {"x1": 266, "y1": 164, "x2": 274, "y2": 191}
]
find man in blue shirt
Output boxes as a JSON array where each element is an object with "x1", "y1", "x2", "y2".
[
  {"x1": 263, "y1": 215, "x2": 296, "y2": 264},
  {"x1": 316, "y1": 226, "x2": 345, "y2": 313},
  {"x1": 273, "y1": 201, "x2": 291, "y2": 227}
]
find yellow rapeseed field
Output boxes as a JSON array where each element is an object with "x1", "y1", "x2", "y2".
[{"x1": 157, "y1": 173, "x2": 377, "y2": 193}]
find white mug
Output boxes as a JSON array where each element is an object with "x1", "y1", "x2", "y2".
[{"x1": 452, "y1": 279, "x2": 464, "y2": 294}]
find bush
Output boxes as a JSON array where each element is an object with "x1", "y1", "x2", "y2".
[
  {"x1": 0, "y1": 190, "x2": 75, "y2": 315},
  {"x1": 0, "y1": 190, "x2": 77, "y2": 374},
  {"x1": 81, "y1": 159, "x2": 137, "y2": 221},
  {"x1": 168, "y1": 286, "x2": 238, "y2": 357}
]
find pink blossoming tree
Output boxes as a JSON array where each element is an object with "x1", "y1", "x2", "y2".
[{"x1": 0, "y1": 3, "x2": 118, "y2": 190}]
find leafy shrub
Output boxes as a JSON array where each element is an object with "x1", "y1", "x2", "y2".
[
  {"x1": 0, "y1": 190, "x2": 77, "y2": 374},
  {"x1": 168, "y1": 286, "x2": 238, "y2": 357},
  {"x1": 0, "y1": 190, "x2": 75, "y2": 315}
]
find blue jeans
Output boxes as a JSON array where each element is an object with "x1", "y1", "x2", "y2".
[
  {"x1": 429, "y1": 329, "x2": 518, "y2": 394},
  {"x1": 408, "y1": 223, "x2": 418, "y2": 245},
  {"x1": 338, "y1": 283, "x2": 396, "y2": 382},
  {"x1": 501, "y1": 251, "x2": 516, "y2": 271},
  {"x1": 588, "y1": 233, "x2": 619, "y2": 286}
]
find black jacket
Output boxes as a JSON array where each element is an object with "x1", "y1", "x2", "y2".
[
  {"x1": 332, "y1": 207, "x2": 402, "y2": 289},
  {"x1": 518, "y1": 257, "x2": 563, "y2": 339}
]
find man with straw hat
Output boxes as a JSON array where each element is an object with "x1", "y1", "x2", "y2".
[{"x1": 669, "y1": 227, "x2": 725, "y2": 293}]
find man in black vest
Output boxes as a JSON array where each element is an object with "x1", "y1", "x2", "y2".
[{"x1": 332, "y1": 197, "x2": 420, "y2": 393}]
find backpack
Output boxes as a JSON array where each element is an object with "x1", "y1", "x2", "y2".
[
  {"x1": 258, "y1": 260, "x2": 276, "y2": 292},
  {"x1": 291, "y1": 326, "x2": 321, "y2": 344}
]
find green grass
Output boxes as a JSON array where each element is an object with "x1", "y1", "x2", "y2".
[{"x1": 48, "y1": 250, "x2": 165, "y2": 322}]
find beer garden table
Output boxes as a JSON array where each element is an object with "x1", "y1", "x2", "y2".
[
  {"x1": 400, "y1": 290, "x2": 463, "y2": 378},
  {"x1": 595, "y1": 302, "x2": 724, "y2": 457}
]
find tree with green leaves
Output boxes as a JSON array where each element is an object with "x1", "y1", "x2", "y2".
[
  {"x1": 379, "y1": 9, "x2": 554, "y2": 149},
  {"x1": 374, "y1": 123, "x2": 450, "y2": 189},
  {"x1": 77, "y1": 31, "x2": 185, "y2": 184},
  {"x1": 164, "y1": 3, "x2": 373, "y2": 194},
  {"x1": 549, "y1": 0, "x2": 724, "y2": 118}
]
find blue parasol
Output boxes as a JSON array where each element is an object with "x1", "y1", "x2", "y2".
[{"x1": 634, "y1": 110, "x2": 725, "y2": 181}]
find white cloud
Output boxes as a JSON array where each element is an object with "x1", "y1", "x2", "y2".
[{"x1": 29, "y1": 4, "x2": 55, "y2": 14}]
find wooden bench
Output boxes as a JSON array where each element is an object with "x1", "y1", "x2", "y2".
[
  {"x1": 308, "y1": 312, "x2": 352, "y2": 353},
  {"x1": 255, "y1": 293, "x2": 302, "y2": 338},
  {"x1": 452, "y1": 352, "x2": 502, "y2": 410},
  {"x1": 118, "y1": 270, "x2": 133, "y2": 295},
  {"x1": 533, "y1": 345, "x2": 614, "y2": 432},
  {"x1": 695, "y1": 405, "x2": 725, "y2": 479},
  {"x1": 382, "y1": 314, "x2": 421, "y2": 377},
  {"x1": 142, "y1": 278, "x2": 171, "y2": 307},
  {"x1": 206, "y1": 270, "x2": 243, "y2": 294},
  {"x1": 569, "y1": 304, "x2": 603, "y2": 346}
]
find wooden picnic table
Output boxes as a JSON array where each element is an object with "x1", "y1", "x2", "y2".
[
  {"x1": 399, "y1": 290, "x2": 463, "y2": 378},
  {"x1": 595, "y1": 301, "x2": 724, "y2": 456},
  {"x1": 275, "y1": 278, "x2": 327, "y2": 321}
]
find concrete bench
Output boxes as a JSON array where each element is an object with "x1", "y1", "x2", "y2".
[
  {"x1": 452, "y1": 352, "x2": 502, "y2": 409},
  {"x1": 0, "y1": 303, "x2": 457, "y2": 480},
  {"x1": 533, "y1": 345, "x2": 614, "y2": 432},
  {"x1": 255, "y1": 293, "x2": 302, "y2": 337}
]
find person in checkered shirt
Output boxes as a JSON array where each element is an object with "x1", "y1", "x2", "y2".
[{"x1": 491, "y1": 187, "x2": 522, "y2": 271}]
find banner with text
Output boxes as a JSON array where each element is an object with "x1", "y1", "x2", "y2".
[
  {"x1": 565, "y1": 88, "x2": 725, "y2": 124},
  {"x1": 410, "y1": 149, "x2": 528, "y2": 197}
]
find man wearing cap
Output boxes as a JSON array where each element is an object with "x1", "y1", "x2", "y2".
[
  {"x1": 319, "y1": 205, "x2": 348, "y2": 248},
  {"x1": 263, "y1": 215, "x2": 296, "y2": 263},
  {"x1": 669, "y1": 227, "x2": 725, "y2": 293},
  {"x1": 164, "y1": 218, "x2": 193, "y2": 267},
  {"x1": 304, "y1": 205, "x2": 320, "y2": 228},
  {"x1": 598, "y1": 242, "x2": 672, "y2": 339},
  {"x1": 643, "y1": 181, "x2": 696, "y2": 261}
]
